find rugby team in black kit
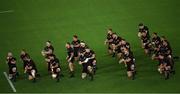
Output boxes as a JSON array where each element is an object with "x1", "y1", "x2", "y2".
[
  {"x1": 5, "y1": 23, "x2": 176, "y2": 83},
  {"x1": 104, "y1": 23, "x2": 176, "y2": 80}
]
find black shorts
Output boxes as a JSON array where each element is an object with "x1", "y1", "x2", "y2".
[
  {"x1": 47, "y1": 61, "x2": 51, "y2": 71},
  {"x1": 127, "y1": 63, "x2": 134, "y2": 71},
  {"x1": 27, "y1": 70, "x2": 32, "y2": 76},
  {"x1": 9, "y1": 66, "x2": 16, "y2": 74},
  {"x1": 23, "y1": 61, "x2": 28, "y2": 69},
  {"x1": 52, "y1": 67, "x2": 60, "y2": 74},
  {"x1": 82, "y1": 63, "x2": 88, "y2": 73},
  {"x1": 74, "y1": 47, "x2": 79, "y2": 57},
  {"x1": 116, "y1": 48, "x2": 122, "y2": 53},
  {"x1": 68, "y1": 57, "x2": 75, "y2": 63},
  {"x1": 23, "y1": 64, "x2": 26, "y2": 69},
  {"x1": 27, "y1": 69, "x2": 36, "y2": 76},
  {"x1": 144, "y1": 42, "x2": 151, "y2": 49},
  {"x1": 9, "y1": 68, "x2": 13, "y2": 74},
  {"x1": 87, "y1": 59, "x2": 95, "y2": 66}
]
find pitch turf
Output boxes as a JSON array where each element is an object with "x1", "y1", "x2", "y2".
[{"x1": 0, "y1": 0, "x2": 180, "y2": 93}]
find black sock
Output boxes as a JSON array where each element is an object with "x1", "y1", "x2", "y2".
[
  {"x1": 93, "y1": 65, "x2": 96, "y2": 74},
  {"x1": 12, "y1": 73, "x2": 16, "y2": 82},
  {"x1": 56, "y1": 73, "x2": 60, "y2": 82},
  {"x1": 132, "y1": 72, "x2": 135, "y2": 80},
  {"x1": 165, "y1": 71, "x2": 170, "y2": 80}
]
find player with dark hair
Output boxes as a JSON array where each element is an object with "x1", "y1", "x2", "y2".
[
  {"x1": 41, "y1": 41, "x2": 54, "y2": 73},
  {"x1": 160, "y1": 38, "x2": 175, "y2": 74},
  {"x1": 20, "y1": 49, "x2": 30, "y2": 72},
  {"x1": 140, "y1": 31, "x2": 152, "y2": 55},
  {"x1": 66, "y1": 42, "x2": 75, "y2": 78},
  {"x1": 138, "y1": 23, "x2": 153, "y2": 55},
  {"x1": 157, "y1": 53, "x2": 171, "y2": 80},
  {"x1": 79, "y1": 47, "x2": 87, "y2": 79},
  {"x1": 79, "y1": 48, "x2": 96, "y2": 81},
  {"x1": 138, "y1": 23, "x2": 150, "y2": 39},
  {"x1": 49, "y1": 54, "x2": 61, "y2": 82},
  {"x1": 119, "y1": 48, "x2": 136, "y2": 80},
  {"x1": 152, "y1": 32, "x2": 161, "y2": 48},
  {"x1": 151, "y1": 32, "x2": 161, "y2": 60},
  {"x1": 111, "y1": 33, "x2": 122, "y2": 57},
  {"x1": 71, "y1": 35, "x2": 80, "y2": 61},
  {"x1": 24, "y1": 57, "x2": 37, "y2": 82},
  {"x1": 104, "y1": 28, "x2": 114, "y2": 54},
  {"x1": 116, "y1": 39, "x2": 131, "y2": 59},
  {"x1": 6, "y1": 52, "x2": 18, "y2": 82}
]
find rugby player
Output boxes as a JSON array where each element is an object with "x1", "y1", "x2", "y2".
[
  {"x1": 66, "y1": 42, "x2": 75, "y2": 78},
  {"x1": 20, "y1": 49, "x2": 30, "y2": 72},
  {"x1": 104, "y1": 28, "x2": 114, "y2": 54},
  {"x1": 138, "y1": 23, "x2": 150, "y2": 38},
  {"x1": 111, "y1": 33, "x2": 122, "y2": 57},
  {"x1": 151, "y1": 32, "x2": 161, "y2": 60},
  {"x1": 119, "y1": 48, "x2": 136, "y2": 80},
  {"x1": 160, "y1": 38, "x2": 175, "y2": 74},
  {"x1": 49, "y1": 54, "x2": 61, "y2": 82},
  {"x1": 157, "y1": 53, "x2": 171, "y2": 80},
  {"x1": 6, "y1": 52, "x2": 18, "y2": 82},
  {"x1": 140, "y1": 31, "x2": 152, "y2": 55},
  {"x1": 24, "y1": 57, "x2": 37, "y2": 82},
  {"x1": 79, "y1": 48, "x2": 96, "y2": 81},
  {"x1": 78, "y1": 42, "x2": 87, "y2": 56},
  {"x1": 41, "y1": 41, "x2": 54, "y2": 73},
  {"x1": 71, "y1": 35, "x2": 80, "y2": 61},
  {"x1": 116, "y1": 39, "x2": 130, "y2": 59}
]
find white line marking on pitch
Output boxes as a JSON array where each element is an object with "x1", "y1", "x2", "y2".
[
  {"x1": 0, "y1": 10, "x2": 14, "y2": 14},
  {"x1": 3, "y1": 72, "x2": 17, "y2": 93}
]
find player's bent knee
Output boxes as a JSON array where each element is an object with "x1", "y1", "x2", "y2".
[
  {"x1": 81, "y1": 73, "x2": 87, "y2": 79},
  {"x1": 31, "y1": 70, "x2": 36, "y2": 77},
  {"x1": 87, "y1": 66, "x2": 93, "y2": 72},
  {"x1": 28, "y1": 75, "x2": 33, "y2": 80},
  {"x1": 12, "y1": 67, "x2": 17, "y2": 73},
  {"x1": 56, "y1": 68, "x2": 61, "y2": 72},
  {"x1": 52, "y1": 74, "x2": 57, "y2": 79},
  {"x1": 127, "y1": 71, "x2": 132, "y2": 77}
]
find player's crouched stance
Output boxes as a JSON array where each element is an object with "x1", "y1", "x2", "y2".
[
  {"x1": 24, "y1": 57, "x2": 38, "y2": 82},
  {"x1": 49, "y1": 55, "x2": 61, "y2": 82},
  {"x1": 157, "y1": 54, "x2": 171, "y2": 80},
  {"x1": 119, "y1": 48, "x2": 136, "y2": 80},
  {"x1": 41, "y1": 41, "x2": 54, "y2": 73},
  {"x1": 79, "y1": 48, "x2": 96, "y2": 81},
  {"x1": 6, "y1": 52, "x2": 19, "y2": 82}
]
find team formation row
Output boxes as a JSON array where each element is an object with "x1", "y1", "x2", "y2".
[
  {"x1": 104, "y1": 23, "x2": 176, "y2": 80},
  {"x1": 6, "y1": 35, "x2": 97, "y2": 82},
  {"x1": 5, "y1": 23, "x2": 176, "y2": 83}
]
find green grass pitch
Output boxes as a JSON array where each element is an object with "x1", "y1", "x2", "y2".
[{"x1": 0, "y1": 0, "x2": 180, "y2": 93}]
